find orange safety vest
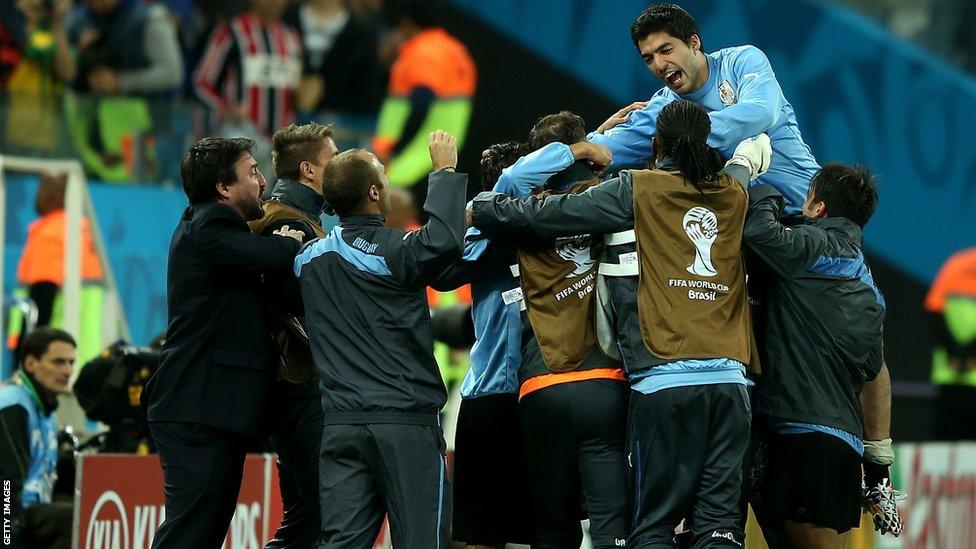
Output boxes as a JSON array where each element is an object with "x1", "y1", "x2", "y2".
[
  {"x1": 17, "y1": 209, "x2": 104, "y2": 285},
  {"x1": 372, "y1": 28, "x2": 477, "y2": 160}
]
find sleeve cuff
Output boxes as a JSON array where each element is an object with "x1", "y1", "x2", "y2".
[{"x1": 721, "y1": 163, "x2": 751, "y2": 186}]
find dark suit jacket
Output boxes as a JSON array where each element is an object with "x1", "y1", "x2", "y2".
[{"x1": 144, "y1": 202, "x2": 301, "y2": 434}]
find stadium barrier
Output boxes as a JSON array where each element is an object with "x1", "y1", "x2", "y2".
[{"x1": 73, "y1": 454, "x2": 392, "y2": 549}]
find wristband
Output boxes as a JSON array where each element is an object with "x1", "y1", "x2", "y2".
[{"x1": 863, "y1": 438, "x2": 895, "y2": 465}]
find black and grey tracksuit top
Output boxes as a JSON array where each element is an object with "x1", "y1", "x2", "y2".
[
  {"x1": 295, "y1": 170, "x2": 467, "y2": 425},
  {"x1": 743, "y1": 184, "x2": 885, "y2": 437}
]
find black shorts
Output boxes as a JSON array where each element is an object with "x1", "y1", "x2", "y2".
[
  {"x1": 451, "y1": 393, "x2": 532, "y2": 545},
  {"x1": 756, "y1": 431, "x2": 863, "y2": 534}
]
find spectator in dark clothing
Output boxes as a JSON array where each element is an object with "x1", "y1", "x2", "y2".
[
  {"x1": 287, "y1": 0, "x2": 385, "y2": 117},
  {"x1": 67, "y1": 0, "x2": 182, "y2": 96},
  {"x1": 4, "y1": 1, "x2": 75, "y2": 88}
]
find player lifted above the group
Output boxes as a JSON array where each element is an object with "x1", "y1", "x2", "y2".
[{"x1": 590, "y1": 3, "x2": 820, "y2": 213}]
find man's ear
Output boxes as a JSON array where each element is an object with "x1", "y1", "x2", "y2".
[
  {"x1": 690, "y1": 34, "x2": 702, "y2": 53},
  {"x1": 215, "y1": 180, "x2": 233, "y2": 200},
  {"x1": 811, "y1": 201, "x2": 827, "y2": 219},
  {"x1": 368, "y1": 185, "x2": 380, "y2": 202},
  {"x1": 23, "y1": 355, "x2": 37, "y2": 375},
  {"x1": 299, "y1": 160, "x2": 314, "y2": 181}
]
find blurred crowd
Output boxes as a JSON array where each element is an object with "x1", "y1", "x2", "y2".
[{"x1": 0, "y1": 0, "x2": 433, "y2": 185}]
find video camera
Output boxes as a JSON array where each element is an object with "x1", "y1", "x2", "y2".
[{"x1": 73, "y1": 341, "x2": 160, "y2": 453}]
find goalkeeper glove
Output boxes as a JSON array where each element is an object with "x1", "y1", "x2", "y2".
[
  {"x1": 863, "y1": 457, "x2": 905, "y2": 536},
  {"x1": 725, "y1": 133, "x2": 771, "y2": 181}
]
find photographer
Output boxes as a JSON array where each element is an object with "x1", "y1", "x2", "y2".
[{"x1": 0, "y1": 328, "x2": 76, "y2": 549}]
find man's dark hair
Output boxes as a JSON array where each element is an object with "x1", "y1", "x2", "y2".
[
  {"x1": 21, "y1": 327, "x2": 75, "y2": 363},
  {"x1": 480, "y1": 141, "x2": 528, "y2": 191},
  {"x1": 383, "y1": 0, "x2": 440, "y2": 28},
  {"x1": 272, "y1": 123, "x2": 335, "y2": 182},
  {"x1": 35, "y1": 172, "x2": 68, "y2": 216},
  {"x1": 655, "y1": 100, "x2": 723, "y2": 189},
  {"x1": 631, "y1": 3, "x2": 702, "y2": 49},
  {"x1": 180, "y1": 137, "x2": 255, "y2": 204},
  {"x1": 322, "y1": 149, "x2": 383, "y2": 217},
  {"x1": 809, "y1": 164, "x2": 879, "y2": 228},
  {"x1": 528, "y1": 111, "x2": 586, "y2": 150}
]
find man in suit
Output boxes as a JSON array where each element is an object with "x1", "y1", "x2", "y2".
[{"x1": 143, "y1": 136, "x2": 304, "y2": 548}]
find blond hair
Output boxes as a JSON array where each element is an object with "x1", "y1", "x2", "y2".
[{"x1": 272, "y1": 123, "x2": 335, "y2": 181}]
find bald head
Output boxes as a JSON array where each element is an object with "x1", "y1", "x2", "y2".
[{"x1": 323, "y1": 149, "x2": 390, "y2": 217}]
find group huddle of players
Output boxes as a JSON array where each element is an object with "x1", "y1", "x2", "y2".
[{"x1": 444, "y1": 4, "x2": 904, "y2": 548}]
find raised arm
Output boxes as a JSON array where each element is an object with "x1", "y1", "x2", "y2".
[
  {"x1": 494, "y1": 141, "x2": 612, "y2": 197},
  {"x1": 394, "y1": 131, "x2": 468, "y2": 286},
  {"x1": 742, "y1": 185, "x2": 822, "y2": 278},
  {"x1": 472, "y1": 173, "x2": 635, "y2": 239},
  {"x1": 587, "y1": 93, "x2": 672, "y2": 171},
  {"x1": 493, "y1": 142, "x2": 574, "y2": 197}
]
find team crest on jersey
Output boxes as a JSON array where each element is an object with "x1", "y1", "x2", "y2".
[{"x1": 718, "y1": 80, "x2": 737, "y2": 106}]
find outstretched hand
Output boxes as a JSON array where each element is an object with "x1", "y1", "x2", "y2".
[
  {"x1": 596, "y1": 101, "x2": 648, "y2": 134},
  {"x1": 274, "y1": 224, "x2": 305, "y2": 242}
]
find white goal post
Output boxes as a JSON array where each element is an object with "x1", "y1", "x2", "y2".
[{"x1": 0, "y1": 155, "x2": 131, "y2": 380}]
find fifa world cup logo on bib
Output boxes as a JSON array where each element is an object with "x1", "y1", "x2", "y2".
[
  {"x1": 683, "y1": 207, "x2": 719, "y2": 277},
  {"x1": 555, "y1": 235, "x2": 596, "y2": 278}
]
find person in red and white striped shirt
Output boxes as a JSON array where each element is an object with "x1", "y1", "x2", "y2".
[{"x1": 193, "y1": 0, "x2": 302, "y2": 138}]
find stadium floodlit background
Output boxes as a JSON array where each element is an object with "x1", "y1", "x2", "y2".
[{"x1": 1, "y1": 0, "x2": 974, "y2": 548}]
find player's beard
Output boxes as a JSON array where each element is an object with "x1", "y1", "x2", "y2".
[{"x1": 242, "y1": 196, "x2": 265, "y2": 221}]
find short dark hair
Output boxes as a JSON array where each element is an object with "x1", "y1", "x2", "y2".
[
  {"x1": 272, "y1": 123, "x2": 335, "y2": 181},
  {"x1": 528, "y1": 111, "x2": 587, "y2": 150},
  {"x1": 809, "y1": 164, "x2": 879, "y2": 228},
  {"x1": 480, "y1": 141, "x2": 528, "y2": 191},
  {"x1": 21, "y1": 328, "x2": 75, "y2": 363},
  {"x1": 631, "y1": 4, "x2": 702, "y2": 49},
  {"x1": 180, "y1": 137, "x2": 255, "y2": 204},
  {"x1": 322, "y1": 149, "x2": 383, "y2": 217}
]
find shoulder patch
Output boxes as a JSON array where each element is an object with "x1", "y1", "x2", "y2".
[{"x1": 719, "y1": 80, "x2": 737, "y2": 106}]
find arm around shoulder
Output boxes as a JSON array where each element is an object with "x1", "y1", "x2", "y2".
[{"x1": 196, "y1": 211, "x2": 301, "y2": 272}]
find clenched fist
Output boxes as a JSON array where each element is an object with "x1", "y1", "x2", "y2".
[{"x1": 429, "y1": 130, "x2": 458, "y2": 172}]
